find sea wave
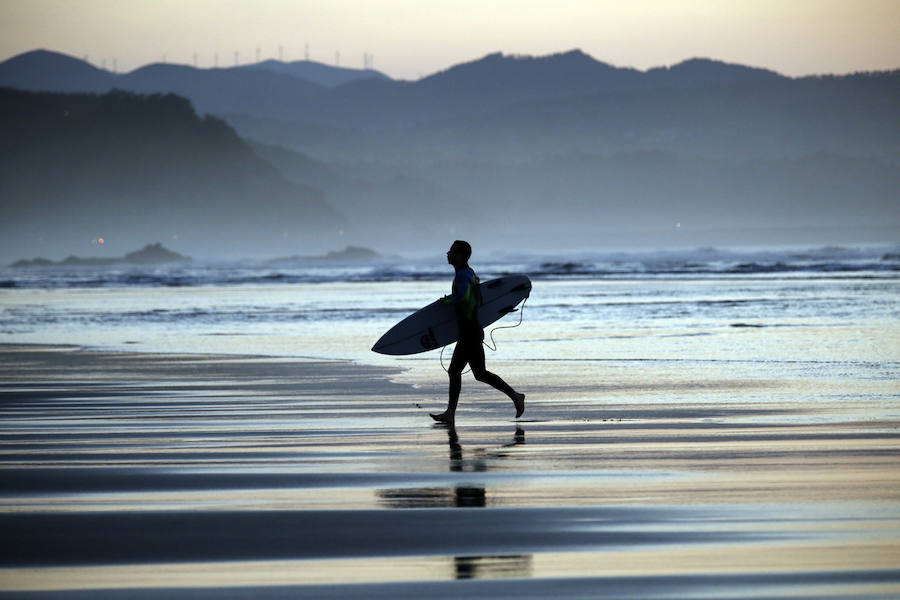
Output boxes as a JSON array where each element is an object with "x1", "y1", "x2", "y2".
[{"x1": 1, "y1": 245, "x2": 897, "y2": 288}]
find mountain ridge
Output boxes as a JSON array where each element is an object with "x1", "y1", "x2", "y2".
[
  {"x1": 0, "y1": 48, "x2": 386, "y2": 94},
  {"x1": 245, "y1": 59, "x2": 390, "y2": 87}
]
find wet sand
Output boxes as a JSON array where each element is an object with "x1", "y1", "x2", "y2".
[{"x1": 1, "y1": 344, "x2": 899, "y2": 598}]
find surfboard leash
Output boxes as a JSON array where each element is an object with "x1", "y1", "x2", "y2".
[
  {"x1": 483, "y1": 295, "x2": 527, "y2": 352},
  {"x1": 439, "y1": 296, "x2": 528, "y2": 373}
]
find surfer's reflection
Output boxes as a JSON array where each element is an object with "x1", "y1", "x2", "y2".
[
  {"x1": 453, "y1": 554, "x2": 533, "y2": 580},
  {"x1": 376, "y1": 426, "x2": 531, "y2": 579},
  {"x1": 378, "y1": 425, "x2": 525, "y2": 509},
  {"x1": 446, "y1": 424, "x2": 485, "y2": 507}
]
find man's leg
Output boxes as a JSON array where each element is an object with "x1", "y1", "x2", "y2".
[
  {"x1": 468, "y1": 343, "x2": 526, "y2": 418},
  {"x1": 430, "y1": 342, "x2": 469, "y2": 423}
]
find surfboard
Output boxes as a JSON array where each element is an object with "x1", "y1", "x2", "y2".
[{"x1": 371, "y1": 275, "x2": 532, "y2": 356}]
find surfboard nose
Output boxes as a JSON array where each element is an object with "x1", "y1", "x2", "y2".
[
  {"x1": 371, "y1": 334, "x2": 389, "y2": 355},
  {"x1": 371, "y1": 343, "x2": 403, "y2": 356}
]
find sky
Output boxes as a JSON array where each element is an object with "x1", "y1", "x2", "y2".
[{"x1": 1, "y1": 0, "x2": 898, "y2": 80}]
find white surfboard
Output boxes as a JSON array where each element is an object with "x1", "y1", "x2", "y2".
[{"x1": 372, "y1": 275, "x2": 532, "y2": 356}]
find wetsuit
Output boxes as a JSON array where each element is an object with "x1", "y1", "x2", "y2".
[
  {"x1": 443, "y1": 266, "x2": 516, "y2": 401},
  {"x1": 443, "y1": 266, "x2": 483, "y2": 343}
]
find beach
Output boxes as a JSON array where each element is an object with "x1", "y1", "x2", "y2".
[{"x1": 1, "y1": 342, "x2": 898, "y2": 598}]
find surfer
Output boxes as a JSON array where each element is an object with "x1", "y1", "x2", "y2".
[{"x1": 430, "y1": 240, "x2": 525, "y2": 424}]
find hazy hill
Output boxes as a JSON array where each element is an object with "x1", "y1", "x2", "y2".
[
  {"x1": 0, "y1": 49, "x2": 385, "y2": 119},
  {"x1": 245, "y1": 59, "x2": 390, "y2": 87},
  {"x1": 0, "y1": 49, "x2": 116, "y2": 92},
  {"x1": 0, "y1": 88, "x2": 346, "y2": 261},
  {"x1": 11, "y1": 243, "x2": 192, "y2": 267},
  {"x1": 282, "y1": 52, "x2": 897, "y2": 160},
  {"x1": 413, "y1": 51, "x2": 782, "y2": 104},
  {"x1": 415, "y1": 151, "x2": 899, "y2": 242},
  {"x1": 644, "y1": 57, "x2": 783, "y2": 87},
  {"x1": 419, "y1": 70, "x2": 900, "y2": 161},
  {"x1": 120, "y1": 63, "x2": 324, "y2": 119},
  {"x1": 250, "y1": 141, "x2": 474, "y2": 243}
]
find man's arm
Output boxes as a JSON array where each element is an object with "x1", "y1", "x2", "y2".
[
  {"x1": 442, "y1": 272, "x2": 474, "y2": 306},
  {"x1": 441, "y1": 273, "x2": 477, "y2": 312}
]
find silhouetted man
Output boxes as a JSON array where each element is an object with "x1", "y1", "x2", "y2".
[{"x1": 430, "y1": 240, "x2": 525, "y2": 423}]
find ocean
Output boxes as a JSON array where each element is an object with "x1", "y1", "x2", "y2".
[{"x1": 2, "y1": 245, "x2": 899, "y2": 380}]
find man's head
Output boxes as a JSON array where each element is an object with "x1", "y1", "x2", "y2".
[{"x1": 446, "y1": 240, "x2": 472, "y2": 267}]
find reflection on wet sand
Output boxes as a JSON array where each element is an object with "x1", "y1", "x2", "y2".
[
  {"x1": 453, "y1": 554, "x2": 533, "y2": 580},
  {"x1": 378, "y1": 425, "x2": 532, "y2": 579},
  {"x1": 377, "y1": 425, "x2": 524, "y2": 509}
]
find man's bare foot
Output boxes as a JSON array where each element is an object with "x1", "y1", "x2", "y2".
[
  {"x1": 430, "y1": 411, "x2": 454, "y2": 424},
  {"x1": 513, "y1": 392, "x2": 525, "y2": 419}
]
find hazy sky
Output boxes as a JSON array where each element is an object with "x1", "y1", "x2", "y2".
[{"x1": 1, "y1": 0, "x2": 898, "y2": 79}]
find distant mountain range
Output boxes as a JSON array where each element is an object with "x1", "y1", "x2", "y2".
[
  {"x1": 268, "y1": 50, "x2": 897, "y2": 161},
  {"x1": 1, "y1": 48, "x2": 898, "y2": 253},
  {"x1": 0, "y1": 49, "x2": 389, "y2": 119}
]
